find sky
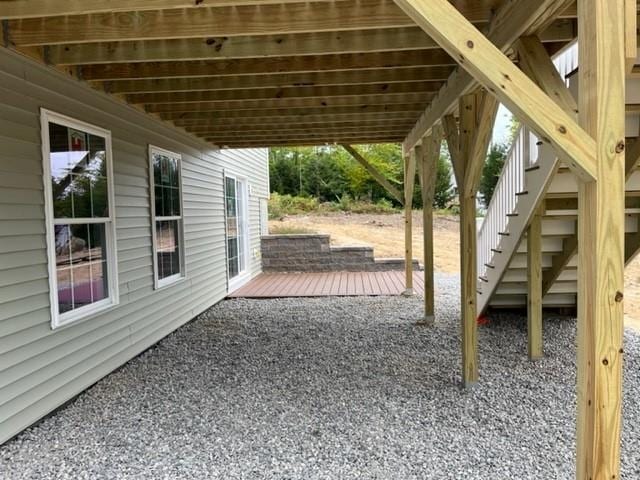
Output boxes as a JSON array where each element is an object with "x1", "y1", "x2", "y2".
[{"x1": 492, "y1": 104, "x2": 513, "y2": 145}]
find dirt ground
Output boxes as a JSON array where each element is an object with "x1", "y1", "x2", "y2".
[{"x1": 271, "y1": 212, "x2": 640, "y2": 330}]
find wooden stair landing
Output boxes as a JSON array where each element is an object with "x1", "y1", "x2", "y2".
[{"x1": 228, "y1": 271, "x2": 425, "y2": 298}]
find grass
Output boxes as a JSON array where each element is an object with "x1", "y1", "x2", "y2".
[
  {"x1": 269, "y1": 225, "x2": 316, "y2": 235},
  {"x1": 268, "y1": 193, "x2": 400, "y2": 219}
]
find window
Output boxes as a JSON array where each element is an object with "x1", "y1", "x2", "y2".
[
  {"x1": 225, "y1": 174, "x2": 249, "y2": 287},
  {"x1": 41, "y1": 110, "x2": 118, "y2": 328},
  {"x1": 150, "y1": 146, "x2": 184, "y2": 288}
]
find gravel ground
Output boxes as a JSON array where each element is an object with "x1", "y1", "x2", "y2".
[{"x1": 2, "y1": 273, "x2": 640, "y2": 479}]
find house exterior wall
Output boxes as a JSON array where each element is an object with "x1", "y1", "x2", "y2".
[{"x1": 0, "y1": 48, "x2": 268, "y2": 444}]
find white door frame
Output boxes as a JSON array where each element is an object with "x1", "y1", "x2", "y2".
[{"x1": 225, "y1": 173, "x2": 251, "y2": 292}]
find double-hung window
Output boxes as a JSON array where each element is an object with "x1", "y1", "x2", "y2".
[
  {"x1": 149, "y1": 146, "x2": 185, "y2": 288},
  {"x1": 41, "y1": 110, "x2": 118, "y2": 328}
]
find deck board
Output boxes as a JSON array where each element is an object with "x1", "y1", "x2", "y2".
[{"x1": 229, "y1": 271, "x2": 425, "y2": 298}]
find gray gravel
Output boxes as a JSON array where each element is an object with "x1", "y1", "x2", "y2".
[{"x1": 1, "y1": 273, "x2": 639, "y2": 479}]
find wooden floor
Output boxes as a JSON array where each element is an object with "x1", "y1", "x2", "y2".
[{"x1": 228, "y1": 271, "x2": 425, "y2": 298}]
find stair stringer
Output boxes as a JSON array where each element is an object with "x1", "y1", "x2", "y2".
[{"x1": 477, "y1": 144, "x2": 560, "y2": 315}]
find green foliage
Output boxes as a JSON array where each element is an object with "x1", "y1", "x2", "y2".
[
  {"x1": 268, "y1": 143, "x2": 457, "y2": 214},
  {"x1": 269, "y1": 144, "x2": 405, "y2": 206},
  {"x1": 433, "y1": 151, "x2": 455, "y2": 209},
  {"x1": 269, "y1": 225, "x2": 316, "y2": 235},
  {"x1": 478, "y1": 143, "x2": 508, "y2": 208},
  {"x1": 508, "y1": 114, "x2": 521, "y2": 143},
  {"x1": 268, "y1": 192, "x2": 319, "y2": 219}
]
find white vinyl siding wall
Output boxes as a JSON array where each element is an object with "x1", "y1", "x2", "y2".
[{"x1": 0, "y1": 47, "x2": 268, "y2": 444}]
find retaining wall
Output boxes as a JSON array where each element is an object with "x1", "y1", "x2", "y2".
[{"x1": 261, "y1": 234, "x2": 421, "y2": 272}]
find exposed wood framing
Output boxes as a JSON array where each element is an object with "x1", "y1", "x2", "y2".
[
  {"x1": 125, "y1": 81, "x2": 444, "y2": 105},
  {"x1": 517, "y1": 35, "x2": 579, "y2": 116},
  {"x1": 442, "y1": 114, "x2": 463, "y2": 186},
  {"x1": 542, "y1": 232, "x2": 577, "y2": 296},
  {"x1": 160, "y1": 104, "x2": 424, "y2": 121},
  {"x1": 45, "y1": 22, "x2": 576, "y2": 66},
  {"x1": 417, "y1": 126, "x2": 442, "y2": 323},
  {"x1": 397, "y1": 0, "x2": 575, "y2": 152},
  {"x1": 80, "y1": 50, "x2": 457, "y2": 81},
  {"x1": 403, "y1": 146, "x2": 417, "y2": 295},
  {"x1": 393, "y1": 0, "x2": 596, "y2": 182},
  {"x1": 447, "y1": 91, "x2": 497, "y2": 386},
  {"x1": 0, "y1": 0, "x2": 346, "y2": 18},
  {"x1": 626, "y1": 0, "x2": 638, "y2": 74},
  {"x1": 527, "y1": 207, "x2": 543, "y2": 360},
  {"x1": 103, "y1": 67, "x2": 449, "y2": 94},
  {"x1": 576, "y1": 0, "x2": 626, "y2": 478},
  {"x1": 145, "y1": 92, "x2": 436, "y2": 113},
  {"x1": 5, "y1": 0, "x2": 417, "y2": 46},
  {"x1": 341, "y1": 145, "x2": 404, "y2": 204}
]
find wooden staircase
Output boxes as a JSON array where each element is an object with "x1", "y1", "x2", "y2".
[{"x1": 477, "y1": 45, "x2": 640, "y2": 313}]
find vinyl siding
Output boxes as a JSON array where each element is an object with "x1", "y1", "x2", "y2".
[{"x1": 0, "y1": 47, "x2": 268, "y2": 444}]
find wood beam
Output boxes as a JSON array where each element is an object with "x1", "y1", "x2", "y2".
[
  {"x1": 159, "y1": 103, "x2": 424, "y2": 121},
  {"x1": 442, "y1": 114, "x2": 463, "y2": 186},
  {"x1": 216, "y1": 138, "x2": 401, "y2": 148},
  {"x1": 396, "y1": 0, "x2": 575, "y2": 151},
  {"x1": 393, "y1": 0, "x2": 597, "y2": 182},
  {"x1": 172, "y1": 112, "x2": 419, "y2": 126},
  {"x1": 0, "y1": 0, "x2": 502, "y2": 20},
  {"x1": 188, "y1": 120, "x2": 414, "y2": 134},
  {"x1": 207, "y1": 129, "x2": 409, "y2": 141},
  {"x1": 49, "y1": 27, "x2": 444, "y2": 65},
  {"x1": 106, "y1": 67, "x2": 449, "y2": 94},
  {"x1": 403, "y1": 147, "x2": 417, "y2": 295},
  {"x1": 576, "y1": 0, "x2": 626, "y2": 478},
  {"x1": 461, "y1": 91, "x2": 499, "y2": 197},
  {"x1": 626, "y1": 0, "x2": 638, "y2": 74},
  {"x1": 458, "y1": 93, "x2": 480, "y2": 387},
  {"x1": 542, "y1": 232, "x2": 577, "y2": 297},
  {"x1": 517, "y1": 35, "x2": 579, "y2": 116},
  {"x1": 126, "y1": 81, "x2": 443, "y2": 105},
  {"x1": 626, "y1": 137, "x2": 640, "y2": 180},
  {"x1": 417, "y1": 126, "x2": 442, "y2": 324},
  {"x1": 144, "y1": 92, "x2": 435, "y2": 113},
  {"x1": 6, "y1": 0, "x2": 416, "y2": 46},
  {"x1": 46, "y1": 21, "x2": 577, "y2": 65},
  {"x1": 527, "y1": 207, "x2": 543, "y2": 360},
  {"x1": 0, "y1": 0, "x2": 354, "y2": 19},
  {"x1": 80, "y1": 50, "x2": 457, "y2": 81},
  {"x1": 342, "y1": 144, "x2": 404, "y2": 204}
]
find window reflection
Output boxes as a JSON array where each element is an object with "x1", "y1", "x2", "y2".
[
  {"x1": 50, "y1": 123, "x2": 108, "y2": 219},
  {"x1": 54, "y1": 223, "x2": 108, "y2": 314},
  {"x1": 156, "y1": 220, "x2": 180, "y2": 280}
]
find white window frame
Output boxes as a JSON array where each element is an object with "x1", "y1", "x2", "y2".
[
  {"x1": 41, "y1": 109, "x2": 119, "y2": 329},
  {"x1": 224, "y1": 173, "x2": 251, "y2": 292},
  {"x1": 149, "y1": 145, "x2": 186, "y2": 289}
]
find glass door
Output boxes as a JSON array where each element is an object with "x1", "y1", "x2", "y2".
[{"x1": 225, "y1": 175, "x2": 248, "y2": 288}]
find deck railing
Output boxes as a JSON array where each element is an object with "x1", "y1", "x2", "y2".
[
  {"x1": 476, "y1": 42, "x2": 578, "y2": 280},
  {"x1": 477, "y1": 126, "x2": 537, "y2": 275}
]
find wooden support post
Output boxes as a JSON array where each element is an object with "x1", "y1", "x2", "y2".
[
  {"x1": 417, "y1": 127, "x2": 442, "y2": 324},
  {"x1": 527, "y1": 207, "x2": 543, "y2": 360},
  {"x1": 341, "y1": 144, "x2": 404, "y2": 205},
  {"x1": 577, "y1": 0, "x2": 626, "y2": 478},
  {"x1": 457, "y1": 91, "x2": 498, "y2": 387},
  {"x1": 403, "y1": 147, "x2": 417, "y2": 295}
]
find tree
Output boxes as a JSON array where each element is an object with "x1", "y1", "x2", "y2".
[
  {"x1": 433, "y1": 153, "x2": 455, "y2": 209},
  {"x1": 478, "y1": 143, "x2": 508, "y2": 208}
]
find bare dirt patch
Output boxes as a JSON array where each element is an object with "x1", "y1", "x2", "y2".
[
  {"x1": 270, "y1": 212, "x2": 460, "y2": 274},
  {"x1": 271, "y1": 212, "x2": 640, "y2": 330}
]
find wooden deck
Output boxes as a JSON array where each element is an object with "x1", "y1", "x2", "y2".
[{"x1": 228, "y1": 271, "x2": 425, "y2": 298}]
